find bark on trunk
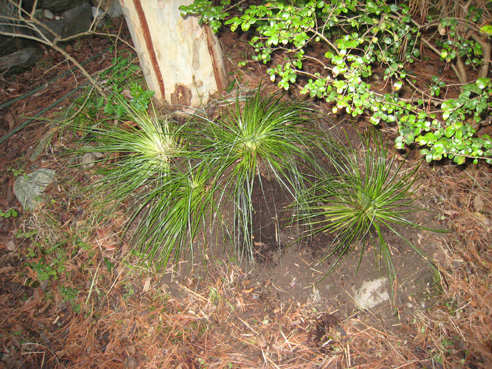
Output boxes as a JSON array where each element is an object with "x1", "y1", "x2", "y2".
[{"x1": 120, "y1": 0, "x2": 227, "y2": 107}]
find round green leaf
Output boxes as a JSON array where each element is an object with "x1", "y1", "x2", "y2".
[{"x1": 476, "y1": 78, "x2": 490, "y2": 90}]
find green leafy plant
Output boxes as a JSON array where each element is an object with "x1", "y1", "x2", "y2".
[
  {"x1": 72, "y1": 55, "x2": 155, "y2": 128},
  {"x1": 0, "y1": 208, "x2": 18, "y2": 218},
  {"x1": 28, "y1": 246, "x2": 67, "y2": 282},
  {"x1": 7, "y1": 167, "x2": 26, "y2": 178},
  {"x1": 181, "y1": 0, "x2": 492, "y2": 164},
  {"x1": 296, "y1": 132, "x2": 441, "y2": 291},
  {"x1": 60, "y1": 285, "x2": 82, "y2": 313},
  {"x1": 96, "y1": 56, "x2": 155, "y2": 117}
]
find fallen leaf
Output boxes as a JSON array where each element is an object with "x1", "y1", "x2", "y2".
[
  {"x1": 470, "y1": 298, "x2": 478, "y2": 308},
  {"x1": 414, "y1": 333, "x2": 426, "y2": 345},
  {"x1": 0, "y1": 294, "x2": 10, "y2": 305},
  {"x1": 474, "y1": 342, "x2": 492, "y2": 364},
  {"x1": 143, "y1": 278, "x2": 152, "y2": 293},
  {"x1": 473, "y1": 194, "x2": 485, "y2": 212},
  {"x1": 0, "y1": 266, "x2": 14, "y2": 273},
  {"x1": 122, "y1": 89, "x2": 133, "y2": 99},
  {"x1": 443, "y1": 210, "x2": 460, "y2": 217},
  {"x1": 25, "y1": 266, "x2": 38, "y2": 281},
  {"x1": 5, "y1": 240, "x2": 16, "y2": 251},
  {"x1": 472, "y1": 212, "x2": 491, "y2": 228},
  {"x1": 96, "y1": 228, "x2": 107, "y2": 240},
  {"x1": 55, "y1": 350, "x2": 66, "y2": 358},
  {"x1": 104, "y1": 244, "x2": 117, "y2": 252},
  {"x1": 6, "y1": 113, "x2": 15, "y2": 130},
  {"x1": 124, "y1": 356, "x2": 138, "y2": 369},
  {"x1": 126, "y1": 344, "x2": 136, "y2": 356}
]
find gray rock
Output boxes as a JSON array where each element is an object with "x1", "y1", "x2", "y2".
[
  {"x1": 14, "y1": 169, "x2": 56, "y2": 211},
  {"x1": 0, "y1": 47, "x2": 42, "y2": 75},
  {"x1": 93, "y1": 0, "x2": 123, "y2": 19},
  {"x1": 353, "y1": 277, "x2": 390, "y2": 310},
  {"x1": 80, "y1": 152, "x2": 103, "y2": 169},
  {"x1": 103, "y1": 0, "x2": 123, "y2": 19},
  {"x1": 21, "y1": 0, "x2": 89, "y2": 14},
  {"x1": 0, "y1": 0, "x2": 91, "y2": 67},
  {"x1": 43, "y1": 9, "x2": 54, "y2": 20},
  {"x1": 40, "y1": 3, "x2": 92, "y2": 40},
  {"x1": 0, "y1": 3, "x2": 37, "y2": 58},
  {"x1": 0, "y1": 34, "x2": 25, "y2": 58}
]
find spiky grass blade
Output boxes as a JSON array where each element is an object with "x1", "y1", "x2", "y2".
[{"x1": 79, "y1": 104, "x2": 183, "y2": 204}]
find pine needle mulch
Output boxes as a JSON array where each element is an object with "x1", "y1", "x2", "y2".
[
  {"x1": 0, "y1": 133, "x2": 491, "y2": 369},
  {"x1": 0, "y1": 254, "x2": 432, "y2": 369}
]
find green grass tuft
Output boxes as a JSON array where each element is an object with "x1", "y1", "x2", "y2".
[
  {"x1": 296, "y1": 132, "x2": 442, "y2": 296},
  {"x1": 190, "y1": 87, "x2": 327, "y2": 262}
]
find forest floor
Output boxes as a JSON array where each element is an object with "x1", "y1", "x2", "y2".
[{"x1": 1, "y1": 16, "x2": 492, "y2": 369}]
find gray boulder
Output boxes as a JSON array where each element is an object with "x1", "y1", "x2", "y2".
[
  {"x1": 14, "y1": 169, "x2": 56, "y2": 211},
  {"x1": 0, "y1": 2, "x2": 34, "y2": 58},
  {"x1": 353, "y1": 277, "x2": 390, "y2": 310},
  {"x1": 21, "y1": 0, "x2": 89, "y2": 13},
  {"x1": 0, "y1": 47, "x2": 42, "y2": 75},
  {"x1": 40, "y1": 3, "x2": 93, "y2": 40}
]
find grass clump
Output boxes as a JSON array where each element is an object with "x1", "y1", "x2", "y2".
[
  {"x1": 191, "y1": 88, "x2": 327, "y2": 261},
  {"x1": 131, "y1": 161, "x2": 219, "y2": 268},
  {"x1": 77, "y1": 87, "x2": 331, "y2": 268},
  {"x1": 77, "y1": 104, "x2": 206, "y2": 268},
  {"x1": 296, "y1": 132, "x2": 442, "y2": 290}
]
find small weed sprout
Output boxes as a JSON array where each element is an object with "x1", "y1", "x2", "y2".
[{"x1": 0, "y1": 208, "x2": 18, "y2": 218}]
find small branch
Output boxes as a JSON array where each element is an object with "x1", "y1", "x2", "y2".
[
  {"x1": 0, "y1": 30, "x2": 106, "y2": 96},
  {"x1": 1, "y1": 1, "x2": 107, "y2": 97},
  {"x1": 30, "y1": 0, "x2": 40, "y2": 18},
  {"x1": 405, "y1": 78, "x2": 446, "y2": 103},
  {"x1": 224, "y1": 0, "x2": 248, "y2": 12},
  {"x1": 292, "y1": 67, "x2": 328, "y2": 80},
  {"x1": 421, "y1": 36, "x2": 441, "y2": 56},
  {"x1": 302, "y1": 55, "x2": 331, "y2": 71},
  {"x1": 471, "y1": 32, "x2": 491, "y2": 79},
  {"x1": 421, "y1": 37, "x2": 466, "y2": 87},
  {"x1": 311, "y1": 29, "x2": 340, "y2": 56},
  {"x1": 461, "y1": 0, "x2": 473, "y2": 17},
  {"x1": 455, "y1": 55, "x2": 468, "y2": 84},
  {"x1": 50, "y1": 42, "x2": 106, "y2": 96}
]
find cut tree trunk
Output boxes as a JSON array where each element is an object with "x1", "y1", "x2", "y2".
[{"x1": 120, "y1": 0, "x2": 227, "y2": 108}]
